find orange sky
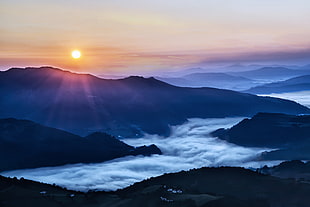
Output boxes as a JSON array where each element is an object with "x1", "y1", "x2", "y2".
[{"x1": 1, "y1": 0, "x2": 310, "y2": 75}]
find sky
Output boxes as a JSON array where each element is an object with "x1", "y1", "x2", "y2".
[{"x1": 1, "y1": 0, "x2": 310, "y2": 75}]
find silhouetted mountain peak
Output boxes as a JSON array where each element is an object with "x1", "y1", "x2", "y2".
[
  {"x1": 1, "y1": 66, "x2": 309, "y2": 137},
  {"x1": 0, "y1": 118, "x2": 80, "y2": 144},
  {"x1": 0, "y1": 118, "x2": 39, "y2": 131},
  {"x1": 120, "y1": 75, "x2": 174, "y2": 88},
  {"x1": 211, "y1": 112, "x2": 310, "y2": 148},
  {"x1": 7, "y1": 66, "x2": 67, "y2": 74},
  {"x1": 123, "y1": 75, "x2": 145, "y2": 80},
  {"x1": 276, "y1": 160, "x2": 305, "y2": 169},
  {"x1": 2, "y1": 67, "x2": 173, "y2": 90},
  {"x1": 258, "y1": 160, "x2": 310, "y2": 180},
  {"x1": 243, "y1": 74, "x2": 310, "y2": 94},
  {"x1": 3, "y1": 66, "x2": 103, "y2": 82},
  {"x1": 0, "y1": 118, "x2": 161, "y2": 171}
]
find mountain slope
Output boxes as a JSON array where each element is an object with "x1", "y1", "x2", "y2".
[
  {"x1": 118, "y1": 167, "x2": 310, "y2": 207},
  {"x1": 211, "y1": 113, "x2": 310, "y2": 160},
  {"x1": 0, "y1": 118, "x2": 161, "y2": 171},
  {"x1": 211, "y1": 112, "x2": 310, "y2": 147},
  {"x1": 2, "y1": 167, "x2": 310, "y2": 207},
  {"x1": 258, "y1": 160, "x2": 310, "y2": 181},
  {"x1": 0, "y1": 67, "x2": 309, "y2": 137},
  {"x1": 244, "y1": 75, "x2": 310, "y2": 94}
]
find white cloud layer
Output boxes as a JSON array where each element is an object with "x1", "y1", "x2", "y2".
[{"x1": 1, "y1": 117, "x2": 282, "y2": 192}]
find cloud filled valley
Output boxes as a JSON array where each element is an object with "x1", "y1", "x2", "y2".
[{"x1": 1, "y1": 117, "x2": 280, "y2": 192}]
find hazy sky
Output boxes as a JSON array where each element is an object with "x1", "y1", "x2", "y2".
[{"x1": 1, "y1": 0, "x2": 309, "y2": 74}]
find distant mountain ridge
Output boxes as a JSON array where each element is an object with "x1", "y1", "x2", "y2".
[
  {"x1": 244, "y1": 75, "x2": 310, "y2": 94},
  {"x1": 157, "y1": 66, "x2": 310, "y2": 90},
  {"x1": 0, "y1": 66, "x2": 309, "y2": 137},
  {"x1": 229, "y1": 67, "x2": 310, "y2": 80},
  {"x1": 156, "y1": 72, "x2": 257, "y2": 90},
  {"x1": 0, "y1": 118, "x2": 161, "y2": 171}
]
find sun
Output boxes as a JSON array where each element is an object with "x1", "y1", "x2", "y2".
[{"x1": 71, "y1": 50, "x2": 81, "y2": 59}]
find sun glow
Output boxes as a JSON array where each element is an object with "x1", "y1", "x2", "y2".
[{"x1": 71, "y1": 50, "x2": 81, "y2": 59}]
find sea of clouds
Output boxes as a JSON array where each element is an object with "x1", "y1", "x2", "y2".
[{"x1": 1, "y1": 117, "x2": 281, "y2": 192}]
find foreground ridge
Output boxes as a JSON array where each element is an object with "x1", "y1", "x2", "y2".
[{"x1": 2, "y1": 164, "x2": 310, "y2": 207}]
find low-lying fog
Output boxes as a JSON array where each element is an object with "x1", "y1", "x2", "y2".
[
  {"x1": 1, "y1": 117, "x2": 281, "y2": 192},
  {"x1": 259, "y1": 90, "x2": 310, "y2": 108}
]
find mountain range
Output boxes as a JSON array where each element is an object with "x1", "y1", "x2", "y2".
[
  {"x1": 157, "y1": 66, "x2": 310, "y2": 91},
  {"x1": 229, "y1": 67, "x2": 310, "y2": 81},
  {"x1": 0, "y1": 118, "x2": 161, "y2": 172},
  {"x1": 244, "y1": 75, "x2": 310, "y2": 94},
  {"x1": 0, "y1": 67, "x2": 309, "y2": 137},
  {"x1": 156, "y1": 72, "x2": 257, "y2": 90},
  {"x1": 211, "y1": 113, "x2": 310, "y2": 160}
]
